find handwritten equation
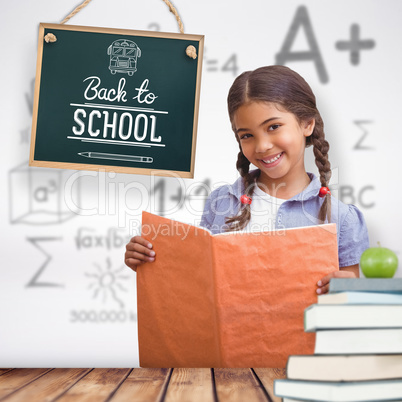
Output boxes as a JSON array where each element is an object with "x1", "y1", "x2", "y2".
[{"x1": 149, "y1": 5, "x2": 375, "y2": 83}]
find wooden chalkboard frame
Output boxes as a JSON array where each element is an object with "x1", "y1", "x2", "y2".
[{"x1": 30, "y1": 23, "x2": 204, "y2": 178}]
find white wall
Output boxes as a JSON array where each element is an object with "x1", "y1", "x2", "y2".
[{"x1": 1, "y1": 0, "x2": 400, "y2": 367}]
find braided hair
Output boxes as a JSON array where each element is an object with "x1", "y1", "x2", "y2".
[{"x1": 226, "y1": 65, "x2": 331, "y2": 231}]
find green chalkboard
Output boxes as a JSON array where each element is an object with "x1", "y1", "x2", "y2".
[{"x1": 30, "y1": 23, "x2": 204, "y2": 177}]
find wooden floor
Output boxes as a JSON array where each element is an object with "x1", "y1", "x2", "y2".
[{"x1": 0, "y1": 368, "x2": 286, "y2": 401}]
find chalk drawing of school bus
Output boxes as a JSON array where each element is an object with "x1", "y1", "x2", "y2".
[{"x1": 107, "y1": 39, "x2": 141, "y2": 76}]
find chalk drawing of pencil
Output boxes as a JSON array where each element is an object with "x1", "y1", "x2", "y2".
[{"x1": 78, "y1": 152, "x2": 153, "y2": 163}]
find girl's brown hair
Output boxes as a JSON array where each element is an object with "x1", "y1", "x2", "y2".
[{"x1": 225, "y1": 65, "x2": 331, "y2": 231}]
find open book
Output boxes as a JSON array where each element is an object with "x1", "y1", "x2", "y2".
[{"x1": 137, "y1": 211, "x2": 338, "y2": 368}]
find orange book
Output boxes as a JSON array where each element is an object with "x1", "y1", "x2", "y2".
[{"x1": 137, "y1": 211, "x2": 338, "y2": 368}]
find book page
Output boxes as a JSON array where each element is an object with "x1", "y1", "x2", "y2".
[
  {"x1": 137, "y1": 212, "x2": 221, "y2": 367},
  {"x1": 211, "y1": 224, "x2": 338, "y2": 367}
]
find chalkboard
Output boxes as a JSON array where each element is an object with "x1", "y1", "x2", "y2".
[{"x1": 29, "y1": 23, "x2": 204, "y2": 177}]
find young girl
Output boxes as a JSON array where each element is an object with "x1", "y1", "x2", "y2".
[{"x1": 125, "y1": 65, "x2": 369, "y2": 294}]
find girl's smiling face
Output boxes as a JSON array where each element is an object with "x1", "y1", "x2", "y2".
[{"x1": 233, "y1": 101, "x2": 315, "y2": 189}]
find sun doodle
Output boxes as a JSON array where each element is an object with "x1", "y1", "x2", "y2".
[{"x1": 85, "y1": 257, "x2": 130, "y2": 308}]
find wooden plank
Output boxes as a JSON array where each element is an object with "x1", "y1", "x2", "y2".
[
  {"x1": 37, "y1": 23, "x2": 204, "y2": 41},
  {"x1": 0, "y1": 368, "x2": 52, "y2": 399},
  {"x1": 56, "y1": 368, "x2": 131, "y2": 402},
  {"x1": 214, "y1": 368, "x2": 268, "y2": 402},
  {"x1": 0, "y1": 371, "x2": 13, "y2": 378},
  {"x1": 1, "y1": 368, "x2": 90, "y2": 402},
  {"x1": 253, "y1": 368, "x2": 287, "y2": 402},
  {"x1": 164, "y1": 368, "x2": 214, "y2": 402},
  {"x1": 111, "y1": 368, "x2": 171, "y2": 402}
]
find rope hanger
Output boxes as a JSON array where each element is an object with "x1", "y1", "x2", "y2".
[{"x1": 44, "y1": 0, "x2": 197, "y2": 59}]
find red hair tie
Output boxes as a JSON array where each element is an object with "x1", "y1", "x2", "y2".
[
  {"x1": 319, "y1": 187, "x2": 331, "y2": 198},
  {"x1": 240, "y1": 194, "x2": 252, "y2": 204}
]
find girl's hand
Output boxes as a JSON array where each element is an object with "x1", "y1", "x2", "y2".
[
  {"x1": 316, "y1": 264, "x2": 359, "y2": 295},
  {"x1": 125, "y1": 236, "x2": 155, "y2": 272}
]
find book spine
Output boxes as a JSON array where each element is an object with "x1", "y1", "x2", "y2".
[
  {"x1": 304, "y1": 304, "x2": 402, "y2": 332},
  {"x1": 314, "y1": 329, "x2": 402, "y2": 354},
  {"x1": 318, "y1": 291, "x2": 402, "y2": 304},
  {"x1": 329, "y1": 278, "x2": 402, "y2": 293}
]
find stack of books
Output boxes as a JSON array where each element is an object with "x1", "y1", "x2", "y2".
[{"x1": 274, "y1": 278, "x2": 402, "y2": 401}]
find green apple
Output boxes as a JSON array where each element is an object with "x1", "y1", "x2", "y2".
[{"x1": 360, "y1": 243, "x2": 399, "y2": 278}]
